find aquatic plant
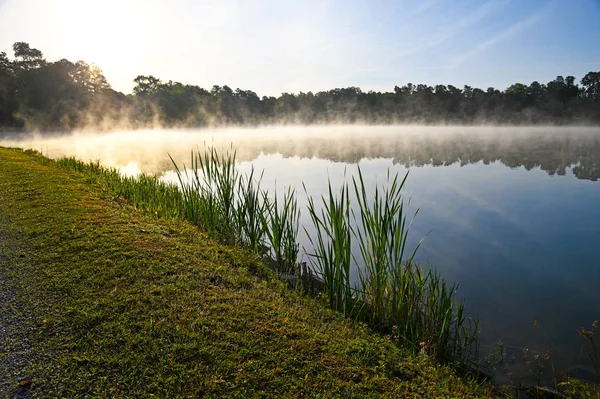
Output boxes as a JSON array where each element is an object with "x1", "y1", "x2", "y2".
[
  {"x1": 234, "y1": 167, "x2": 268, "y2": 252},
  {"x1": 304, "y1": 166, "x2": 479, "y2": 364},
  {"x1": 170, "y1": 147, "x2": 301, "y2": 275},
  {"x1": 261, "y1": 185, "x2": 300, "y2": 275},
  {"x1": 304, "y1": 176, "x2": 354, "y2": 315},
  {"x1": 169, "y1": 147, "x2": 239, "y2": 240}
]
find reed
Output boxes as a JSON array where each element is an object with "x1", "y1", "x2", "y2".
[
  {"x1": 169, "y1": 147, "x2": 239, "y2": 240},
  {"x1": 261, "y1": 186, "x2": 300, "y2": 275},
  {"x1": 234, "y1": 167, "x2": 268, "y2": 252},
  {"x1": 170, "y1": 147, "x2": 300, "y2": 274},
  {"x1": 304, "y1": 166, "x2": 479, "y2": 364},
  {"x1": 304, "y1": 177, "x2": 354, "y2": 315},
  {"x1": 351, "y1": 168, "x2": 419, "y2": 333}
]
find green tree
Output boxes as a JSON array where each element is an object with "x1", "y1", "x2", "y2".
[
  {"x1": 0, "y1": 51, "x2": 19, "y2": 126},
  {"x1": 70, "y1": 61, "x2": 111, "y2": 95},
  {"x1": 12, "y1": 42, "x2": 45, "y2": 71},
  {"x1": 581, "y1": 72, "x2": 600, "y2": 102},
  {"x1": 133, "y1": 75, "x2": 162, "y2": 96}
]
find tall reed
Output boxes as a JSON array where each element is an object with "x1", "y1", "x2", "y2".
[
  {"x1": 351, "y1": 168, "x2": 419, "y2": 332},
  {"x1": 304, "y1": 177, "x2": 354, "y2": 315},
  {"x1": 261, "y1": 186, "x2": 300, "y2": 275},
  {"x1": 304, "y1": 166, "x2": 479, "y2": 364},
  {"x1": 169, "y1": 147, "x2": 239, "y2": 240},
  {"x1": 235, "y1": 167, "x2": 268, "y2": 252}
]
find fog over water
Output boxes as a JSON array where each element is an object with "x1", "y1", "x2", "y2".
[
  {"x1": 2, "y1": 125, "x2": 599, "y2": 384},
  {"x1": 3, "y1": 125, "x2": 600, "y2": 179}
]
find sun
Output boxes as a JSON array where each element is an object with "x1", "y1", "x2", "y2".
[{"x1": 51, "y1": 0, "x2": 154, "y2": 91}]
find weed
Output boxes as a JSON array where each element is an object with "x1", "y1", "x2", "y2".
[{"x1": 578, "y1": 320, "x2": 600, "y2": 384}]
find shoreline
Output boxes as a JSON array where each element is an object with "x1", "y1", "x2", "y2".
[{"x1": 0, "y1": 147, "x2": 499, "y2": 397}]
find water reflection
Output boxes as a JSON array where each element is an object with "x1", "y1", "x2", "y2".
[{"x1": 1, "y1": 126, "x2": 600, "y2": 181}]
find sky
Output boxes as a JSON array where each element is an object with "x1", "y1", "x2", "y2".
[{"x1": 0, "y1": 0, "x2": 599, "y2": 96}]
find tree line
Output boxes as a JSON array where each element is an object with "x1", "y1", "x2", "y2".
[{"x1": 1, "y1": 42, "x2": 599, "y2": 132}]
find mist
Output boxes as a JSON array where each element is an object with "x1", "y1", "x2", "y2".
[{"x1": 2, "y1": 125, "x2": 599, "y2": 181}]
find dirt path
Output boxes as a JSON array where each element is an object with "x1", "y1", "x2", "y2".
[{"x1": 0, "y1": 216, "x2": 35, "y2": 398}]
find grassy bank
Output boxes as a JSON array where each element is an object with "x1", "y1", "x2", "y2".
[
  {"x1": 0, "y1": 147, "x2": 497, "y2": 397},
  {"x1": 58, "y1": 147, "x2": 478, "y2": 367}
]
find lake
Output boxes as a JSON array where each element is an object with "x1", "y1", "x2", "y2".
[{"x1": 2, "y1": 125, "x2": 599, "y2": 385}]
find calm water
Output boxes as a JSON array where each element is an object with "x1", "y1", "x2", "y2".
[{"x1": 2, "y1": 125, "x2": 599, "y2": 384}]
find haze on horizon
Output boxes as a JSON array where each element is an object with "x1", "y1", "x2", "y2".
[{"x1": 1, "y1": 0, "x2": 599, "y2": 96}]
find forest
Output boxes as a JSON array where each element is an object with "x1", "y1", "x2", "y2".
[{"x1": 1, "y1": 42, "x2": 599, "y2": 132}]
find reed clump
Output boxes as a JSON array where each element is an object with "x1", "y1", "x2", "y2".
[
  {"x1": 170, "y1": 147, "x2": 300, "y2": 274},
  {"x1": 304, "y1": 167, "x2": 479, "y2": 365},
  {"x1": 57, "y1": 146, "x2": 478, "y2": 367}
]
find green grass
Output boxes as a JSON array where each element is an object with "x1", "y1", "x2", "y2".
[{"x1": 0, "y1": 147, "x2": 500, "y2": 397}]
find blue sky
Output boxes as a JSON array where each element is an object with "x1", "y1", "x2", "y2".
[{"x1": 0, "y1": 0, "x2": 599, "y2": 95}]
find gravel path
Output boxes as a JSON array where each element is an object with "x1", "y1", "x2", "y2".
[{"x1": 0, "y1": 215, "x2": 35, "y2": 398}]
